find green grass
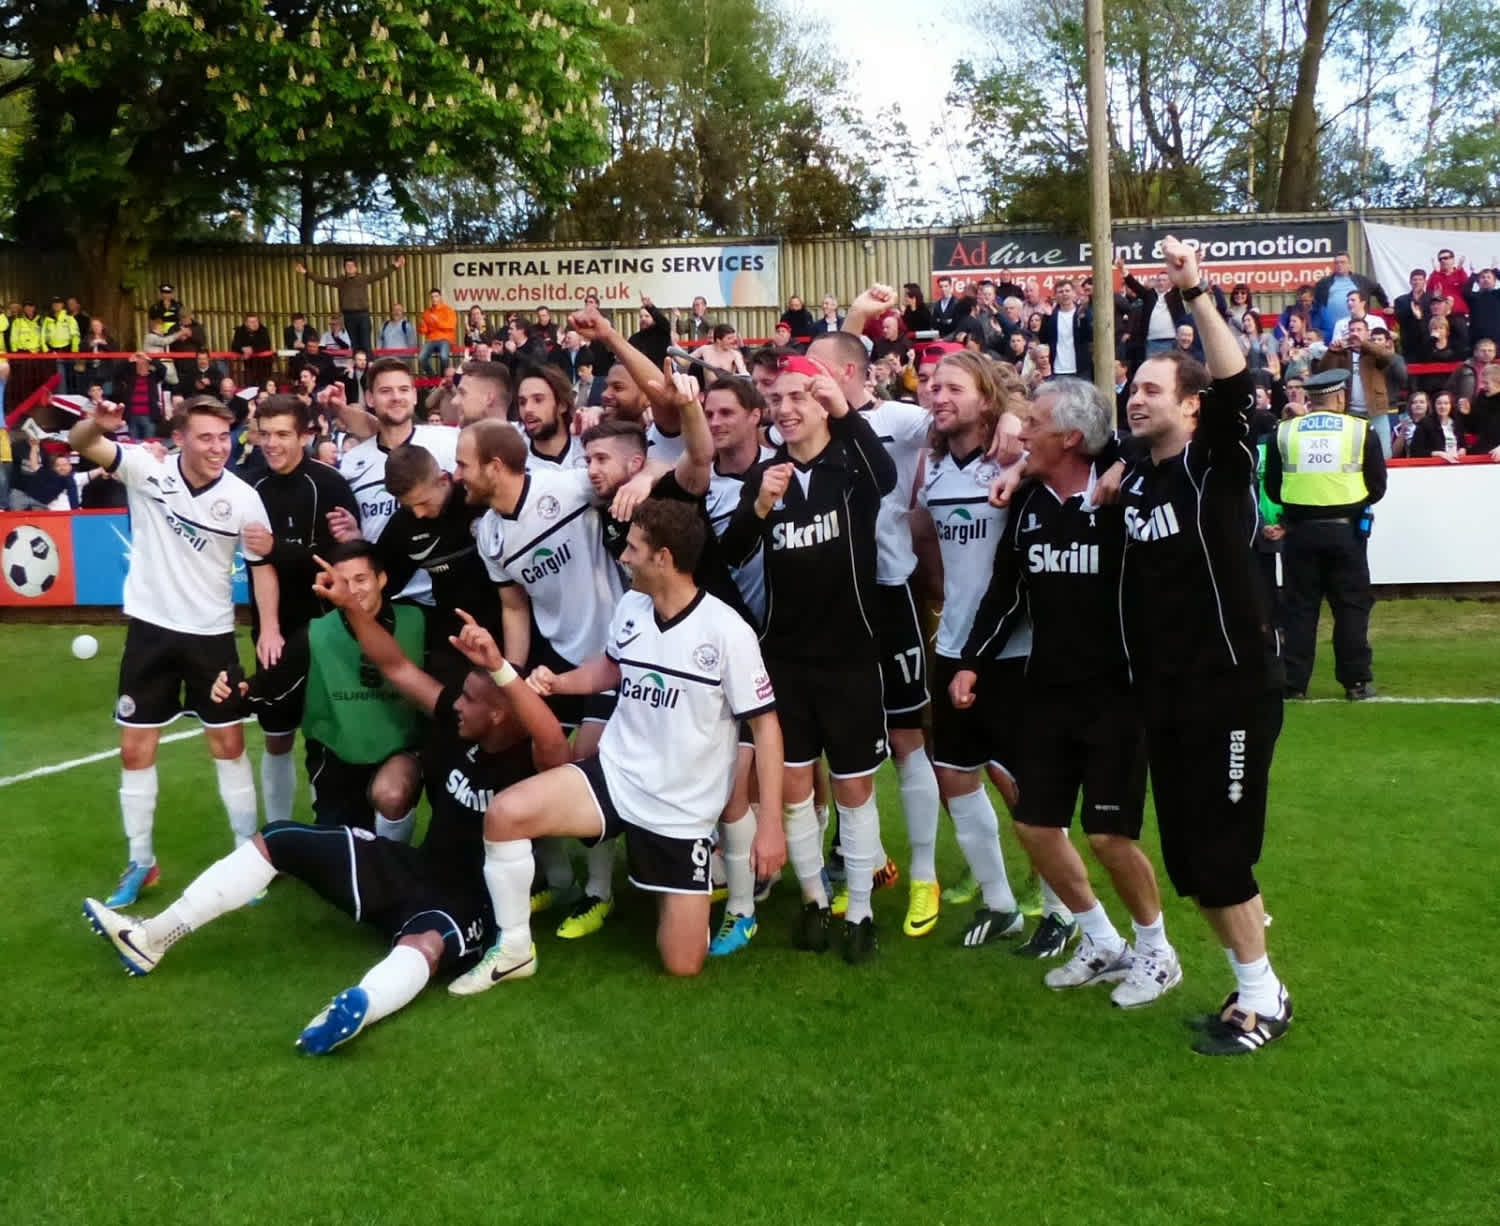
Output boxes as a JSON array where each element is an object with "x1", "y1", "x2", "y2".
[{"x1": 2, "y1": 601, "x2": 1498, "y2": 1225}]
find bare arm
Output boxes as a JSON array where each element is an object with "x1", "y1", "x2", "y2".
[
  {"x1": 748, "y1": 711, "x2": 785, "y2": 876},
  {"x1": 673, "y1": 375, "x2": 713, "y2": 496},
  {"x1": 571, "y1": 303, "x2": 684, "y2": 436},
  {"x1": 499, "y1": 584, "x2": 532, "y2": 669},
  {"x1": 449, "y1": 609, "x2": 572, "y2": 771},
  {"x1": 249, "y1": 563, "x2": 284, "y2": 668},
  {"x1": 843, "y1": 284, "x2": 896, "y2": 336},
  {"x1": 547, "y1": 653, "x2": 623, "y2": 696},
  {"x1": 69, "y1": 410, "x2": 124, "y2": 469}
]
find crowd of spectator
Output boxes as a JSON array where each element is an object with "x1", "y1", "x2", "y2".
[{"x1": 5, "y1": 242, "x2": 1499, "y2": 514}]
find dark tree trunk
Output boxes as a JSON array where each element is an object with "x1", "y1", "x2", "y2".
[{"x1": 1276, "y1": 0, "x2": 1331, "y2": 210}]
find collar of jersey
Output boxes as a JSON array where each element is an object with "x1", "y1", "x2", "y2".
[
  {"x1": 338, "y1": 602, "x2": 397, "y2": 636},
  {"x1": 529, "y1": 435, "x2": 570, "y2": 464},
  {"x1": 654, "y1": 586, "x2": 706, "y2": 632},
  {"x1": 181, "y1": 457, "x2": 225, "y2": 498},
  {"x1": 499, "y1": 472, "x2": 532, "y2": 520},
  {"x1": 377, "y1": 422, "x2": 417, "y2": 455},
  {"x1": 950, "y1": 446, "x2": 985, "y2": 470}
]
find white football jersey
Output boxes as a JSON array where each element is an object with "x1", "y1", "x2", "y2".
[
  {"x1": 109, "y1": 444, "x2": 270, "y2": 636},
  {"x1": 477, "y1": 467, "x2": 623, "y2": 666},
  {"x1": 525, "y1": 433, "x2": 588, "y2": 471},
  {"x1": 918, "y1": 448, "x2": 1032, "y2": 661},
  {"x1": 601, "y1": 589, "x2": 775, "y2": 840},
  {"x1": 705, "y1": 446, "x2": 775, "y2": 628},
  {"x1": 860, "y1": 400, "x2": 930, "y2": 585},
  {"x1": 341, "y1": 423, "x2": 458, "y2": 602},
  {"x1": 645, "y1": 423, "x2": 686, "y2": 465}
]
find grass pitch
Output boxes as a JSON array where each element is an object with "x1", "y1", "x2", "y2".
[{"x1": 2, "y1": 601, "x2": 1498, "y2": 1225}]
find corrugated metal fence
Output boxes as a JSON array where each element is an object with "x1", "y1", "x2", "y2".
[{"x1": 2, "y1": 209, "x2": 1498, "y2": 350}]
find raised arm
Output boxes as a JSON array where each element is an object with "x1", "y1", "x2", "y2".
[
  {"x1": 450, "y1": 609, "x2": 571, "y2": 771},
  {"x1": 68, "y1": 401, "x2": 126, "y2": 469},
  {"x1": 569, "y1": 303, "x2": 685, "y2": 436},
  {"x1": 843, "y1": 284, "x2": 896, "y2": 337}
]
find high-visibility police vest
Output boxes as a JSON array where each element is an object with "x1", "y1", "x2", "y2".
[{"x1": 1276, "y1": 412, "x2": 1369, "y2": 507}]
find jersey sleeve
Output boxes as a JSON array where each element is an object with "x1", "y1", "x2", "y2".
[
  {"x1": 416, "y1": 424, "x2": 460, "y2": 472},
  {"x1": 603, "y1": 593, "x2": 641, "y2": 663},
  {"x1": 891, "y1": 402, "x2": 931, "y2": 448},
  {"x1": 1190, "y1": 369, "x2": 1257, "y2": 479},
  {"x1": 960, "y1": 491, "x2": 1030, "y2": 665},
  {"x1": 374, "y1": 506, "x2": 421, "y2": 595},
  {"x1": 719, "y1": 617, "x2": 775, "y2": 718},
  {"x1": 477, "y1": 513, "x2": 510, "y2": 584},
  {"x1": 238, "y1": 486, "x2": 272, "y2": 563},
  {"x1": 106, "y1": 443, "x2": 158, "y2": 489},
  {"x1": 830, "y1": 409, "x2": 898, "y2": 498}
]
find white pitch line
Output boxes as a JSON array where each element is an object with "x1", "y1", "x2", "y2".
[
  {"x1": 0, "y1": 727, "x2": 204, "y2": 789},
  {"x1": 1299, "y1": 696, "x2": 1500, "y2": 705}
]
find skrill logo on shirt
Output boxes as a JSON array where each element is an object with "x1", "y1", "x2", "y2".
[{"x1": 1124, "y1": 503, "x2": 1182, "y2": 543}]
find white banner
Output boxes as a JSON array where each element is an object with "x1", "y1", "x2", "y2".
[
  {"x1": 1368, "y1": 463, "x2": 1500, "y2": 584},
  {"x1": 1361, "y1": 220, "x2": 1500, "y2": 306},
  {"x1": 442, "y1": 242, "x2": 780, "y2": 312}
]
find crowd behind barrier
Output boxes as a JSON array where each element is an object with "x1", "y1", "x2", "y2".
[{"x1": 4, "y1": 246, "x2": 1499, "y2": 523}]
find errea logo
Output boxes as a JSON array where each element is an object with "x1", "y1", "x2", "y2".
[{"x1": 1227, "y1": 728, "x2": 1246, "y2": 803}]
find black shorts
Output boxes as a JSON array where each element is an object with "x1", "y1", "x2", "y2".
[
  {"x1": 115, "y1": 618, "x2": 245, "y2": 728},
  {"x1": 767, "y1": 652, "x2": 889, "y2": 779},
  {"x1": 1013, "y1": 684, "x2": 1146, "y2": 838},
  {"x1": 1142, "y1": 680, "x2": 1284, "y2": 909},
  {"x1": 930, "y1": 655, "x2": 1023, "y2": 776},
  {"x1": 581, "y1": 688, "x2": 619, "y2": 726},
  {"x1": 260, "y1": 821, "x2": 491, "y2": 972},
  {"x1": 525, "y1": 636, "x2": 585, "y2": 730},
  {"x1": 250, "y1": 646, "x2": 307, "y2": 737},
  {"x1": 306, "y1": 740, "x2": 419, "y2": 832},
  {"x1": 573, "y1": 756, "x2": 714, "y2": 894},
  {"x1": 873, "y1": 581, "x2": 930, "y2": 727}
]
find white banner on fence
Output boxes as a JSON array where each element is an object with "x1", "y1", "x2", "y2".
[
  {"x1": 1368, "y1": 463, "x2": 1500, "y2": 584},
  {"x1": 442, "y1": 242, "x2": 780, "y2": 312},
  {"x1": 1361, "y1": 221, "x2": 1500, "y2": 305}
]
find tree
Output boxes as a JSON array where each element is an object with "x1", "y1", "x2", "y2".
[
  {"x1": 545, "y1": 0, "x2": 882, "y2": 241},
  {"x1": 1, "y1": 1, "x2": 612, "y2": 338}
]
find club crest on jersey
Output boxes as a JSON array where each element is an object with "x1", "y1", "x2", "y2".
[
  {"x1": 619, "y1": 671, "x2": 681, "y2": 709},
  {"x1": 536, "y1": 495, "x2": 561, "y2": 520},
  {"x1": 771, "y1": 510, "x2": 839, "y2": 551},
  {"x1": 1028, "y1": 541, "x2": 1100, "y2": 573},
  {"x1": 1124, "y1": 503, "x2": 1182, "y2": 542},
  {"x1": 974, "y1": 461, "x2": 999, "y2": 486},
  {"x1": 1022, "y1": 512, "x2": 1042, "y2": 533},
  {"x1": 693, "y1": 643, "x2": 720, "y2": 671},
  {"x1": 521, "y1": 542, "x2": 572, "y2": 582},
  {"x1": 116, "y1": 695, "x2": 137, "y2": 718},
  {"x1": 938, "y1": 507, "x2": 988, "y2": 545},
  {"x1": 210, "y1": 498, "x2": 232, "y2": 523}
]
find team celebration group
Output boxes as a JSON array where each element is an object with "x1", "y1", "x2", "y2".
[{"x1": 74, "y1": 238, "x2": 1293, "y2": 1058}]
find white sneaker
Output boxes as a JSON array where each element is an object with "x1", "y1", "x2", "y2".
[
  {"x1": 1043, "y1": 934, "x2": 1131, "y2": 990},
  {"x1": 1110, "y1": 945, "x2": 1184, "y2": 1009},
  {"x1": 82, "y1": 898, "x2": 164, "y2": 976},
  {"x1": 447, "y1": 941, "x2": 537, "y2": 996}
]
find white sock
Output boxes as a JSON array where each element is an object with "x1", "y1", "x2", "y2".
[
  {"x1": 947, "y1": 788, "x2": 1017, "y2": 911},
  {"x1": 259, "y1": 750, "x2": 296, "y2": 826},
  {"x1": 484, "y1": 839, "x2": 535, "y2": 956},
  {"x1": 584, "y1": 838, "x2": 615, "y2": 901},
  {"x1": 896, "y1": 751, "x2": 940, "y2": 882},
  {"x1": 838, "y1": 796, "x2": 881, "y2": 924},
  {"x1": 535, "y1": 837, "x2": 575, "y2": 890},
  {"x1": 1075, "y1": 901, "x2": 1123, "y2": 949},
  {"x1": 784, "y1": 795, "x2": 827, "y2": 906},
  {"x1": 214, "y1": 753, "x2": 259, "y2": 845},
  {"x1": 1132, "y1": 911, "x2": 1171, "y2": 956},
  {"x1": 720, "y1": 810, "x2": 757, "y2": 917},
  {"x1": 376, "y1": 810, "x2": 416, "y2": 844},
  {"x1": 357, "y1": 943, "x2": 431, "y2": 1026},
  {"x1": 1041, "y1": 878, "x2": 1074, "y2": 923},
  {"x1": 142, "y1": 841, "x2": 277, "y2": 949},
  {"x1": 1229, "y1": 951, "x2": 1284, "y2": 1016},
  {"x1": 120, "y1": 765, "x2": 158, "y2": 866}
]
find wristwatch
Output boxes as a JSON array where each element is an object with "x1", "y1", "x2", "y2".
[{"x1": 1181, "y1": 280, "x2": 1209, "y2": 303}]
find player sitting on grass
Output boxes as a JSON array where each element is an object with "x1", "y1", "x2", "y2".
[
  {"x1": 81, "y1": 572, "x2": 571, "y2": 1056},
  {"x1": 448, "y1": 498, "x2": 785, "y2": 991}
]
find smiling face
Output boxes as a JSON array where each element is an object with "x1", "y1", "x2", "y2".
[
  {"x1": 257, "y1": 408, "x2": 306, "y2": 475},
  {"x1": 768, "y1": 370, "x2": 828, "y2": 447},
  {"x1": 369, "y1": 368, "x2": 416, "y2": 428},
  {"x1": 175, "y1": 408, "x2": 233, "y2": 484},
  {"x1": 1127, "y1": 357, "x2": 1197, "y2": 448},
  {"x1": 452, "y1": 671, "x2": 505, "y2": 741},
  {"x1": 704, "y1": 387, "x2": 760, "y2": 455},
  {"x1": 927, "y1": 359, "x2": 983, "y2": 443}
]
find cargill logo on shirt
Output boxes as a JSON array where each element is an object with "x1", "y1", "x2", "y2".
[
  {"x1": 619, "y1": 671, "x2": 681, "y2": 710},
  {"x1": 165, "y1": 513, "x2": 208, "y2": 553},
  {"x1": 1124, "y1": 503, "x2": 1182, "y2": 543},
  {"x1": 1027, "y1": 541, "x2": 1100, "y2": 574},
  {"x1": 521, "y1": 541, "x2": 573, "y2": 583},
  {"x1": 771, "y1": 510, "x2": 839, "y2": 551},
  {"x1": 938, "y1": 507, "x2": 988, "y2": 545}
]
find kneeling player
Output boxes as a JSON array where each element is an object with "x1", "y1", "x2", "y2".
[
  {"x1": 81, "y1": 579, "x2": 571, "y2": 1054},
  {"x1": 450, "y1": 499, "x2": 784, "y2": 989}
]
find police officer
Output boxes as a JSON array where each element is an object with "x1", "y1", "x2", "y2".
[{"x1": 1264, "y1": 368, "x2": 1387, "y2": 700}]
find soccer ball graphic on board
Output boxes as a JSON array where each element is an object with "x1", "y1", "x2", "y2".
[{"x1": 2, "y1": 524, "x2": 61, "y2": 597}]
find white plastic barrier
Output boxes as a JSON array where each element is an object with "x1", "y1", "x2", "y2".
[{"x1": 1367, "y1": 463, "x2": 1500, "y2": 584}]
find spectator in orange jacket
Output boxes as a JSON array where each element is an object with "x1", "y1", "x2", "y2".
[{"x1": 417, "y1": 289, "x2": 457, "y2": 376}]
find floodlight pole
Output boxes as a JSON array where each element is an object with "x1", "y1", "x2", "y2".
[{"x1": 1085, "y1": 0, "x2": 1116, "y2": 416}]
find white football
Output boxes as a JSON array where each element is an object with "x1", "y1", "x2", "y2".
[
  {"x1": 2, "y1": 524, "x2": 61, "y2": 598},
  {"x1": 72, "y1": 633, "x2": 100, "y2": 660}
]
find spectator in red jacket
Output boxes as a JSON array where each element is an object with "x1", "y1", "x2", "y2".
[{"x1": 1428, "y1": 248, "x2": 1471, "y2": 316}]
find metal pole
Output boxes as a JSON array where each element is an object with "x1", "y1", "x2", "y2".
[{"x1": 1085, "y1": 0, "x2": 1116, "y2": 411}]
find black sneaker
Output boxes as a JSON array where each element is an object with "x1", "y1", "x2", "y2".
[
  {"x1": 753, "y1": 874, "x2": 778, "y2": 904},
  {"x1": 1346, "y1": 681, "x2": 1377, "y2": 701},
  {"x1": 1185, "y1": 992, "x2": 1240, "y2": 1032},
  {"x1": 842, "y1": 916, "x2": 878, "y2": 965},
  {"x1": 826, "y1": 847, "x2": 846, "y2": 885},
  {"x1": 959, "y1": 906, "x2": 1025, "y2": 948},
  {"x1": 1013, "y1": 912, "x2": 1079, "y2": 958},
  {"x1": 796, "y1": 902, "x2": 831, "y2": 953},
  {"x1": 1283, "y1": 687, "x2": 1307, "y2": 701},
  {"x1": 1191, "y1": 987, "x2": 1294, "y2": 1056}
]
